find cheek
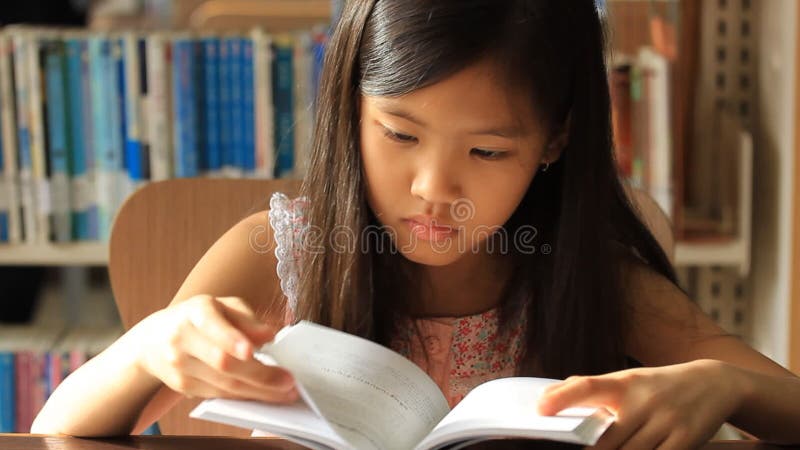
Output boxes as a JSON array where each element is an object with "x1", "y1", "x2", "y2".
[
  {"x1": 360, "y1": 131, "x2": 406, "y2": 216},
  {"x1": 470, "y1": 166, "x2": 536, "y2": 226}
]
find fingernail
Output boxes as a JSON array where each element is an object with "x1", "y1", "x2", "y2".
[{"x1": 236, "y1": 341, "x2": 250, "y2": 359}]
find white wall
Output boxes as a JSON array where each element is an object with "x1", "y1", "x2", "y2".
[{"x1": 750, "y1": 0, "x2": 797, "y2": 366}]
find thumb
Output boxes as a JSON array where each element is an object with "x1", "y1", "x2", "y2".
[{"x1": 536, "y1": 377, "x2": 621, "y2": 416}]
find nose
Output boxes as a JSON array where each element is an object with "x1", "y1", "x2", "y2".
[{"x1": 410, "y1": 155, "x2": 462, "y2": 210}]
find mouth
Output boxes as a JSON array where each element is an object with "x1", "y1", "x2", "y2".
[{"x1": 404, "y1": 218, "x2": 457, "y2": 242}]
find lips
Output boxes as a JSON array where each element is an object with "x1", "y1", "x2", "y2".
[{"x1": 406, "y1": 215, "x2": 454, "y2": 231}]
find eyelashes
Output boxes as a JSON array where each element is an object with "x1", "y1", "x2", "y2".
[
  {"x1": 380, "y1": 126, "x2": 508, "y2": 161},
  {"x1": 382, "y1": 128, "x2": 416, "y2": 143}
]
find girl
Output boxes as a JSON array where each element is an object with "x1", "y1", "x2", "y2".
[{"x1": 34, "y1": 1, "x2": 800, "y2": 448}]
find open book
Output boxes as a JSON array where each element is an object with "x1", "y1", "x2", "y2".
[{"x1": 190, "y1": 321, "x2": 615, "y2": 450}]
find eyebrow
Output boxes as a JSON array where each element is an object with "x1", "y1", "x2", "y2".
[{"x1": 375, "y1": 102, "x2": 525, "y2": 139}]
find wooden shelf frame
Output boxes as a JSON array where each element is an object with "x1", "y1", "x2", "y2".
[
  {"x1": 674, "y1": 129, "x2": 754, "y2": 276},
  {"x1": 0, "y1": 243, "x2": 108, "y2": 266},
  {"x1": 790, "y1": 0, "x2": 800, "y2": 374}
]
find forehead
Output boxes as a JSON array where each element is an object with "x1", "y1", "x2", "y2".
[{"x1": 361, "y1": 58, "x2": 539, "y2": 134}]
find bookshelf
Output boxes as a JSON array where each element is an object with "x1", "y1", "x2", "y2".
[
  {"x1": 605, "y1": 0, "x2": 800, "y2": 374},
  {"x1": 0, "y1": 243, "x2": 106, "y2": 266},
  {"x1": 747, "y1": 0, "x2": 798, "y2": 373},
  {"x1": 0, "y1": 1, "x2": 330, "y2": 433},
  {"x1": 673, "y1": 127, "x2": 753, "y2": 276},
  {"x1": 0, "y1": 1, "x2": 763, "y2": 287},
  {"x1": 89, "y1": 0, "x2": 332, "y2": 31}
]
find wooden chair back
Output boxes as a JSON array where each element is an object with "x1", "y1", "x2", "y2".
[{"x1": 109, "y1": 178, "x2": 300, "y2": 436}]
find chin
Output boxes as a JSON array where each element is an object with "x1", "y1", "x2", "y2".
[
  {"x1": 393, "y1": 236, "x2": 468, "y2": 266},
  {"x1": 399, "y1": 249, "x2": 460, "y2": 266}
]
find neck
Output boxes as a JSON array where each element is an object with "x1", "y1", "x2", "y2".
[{"x1": 408, "y1": 245, "x2": 514, "y2": 317}]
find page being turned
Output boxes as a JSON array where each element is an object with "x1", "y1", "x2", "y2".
[{"x1": 258, "y1": 321, "x2": 451, "y2": 450}]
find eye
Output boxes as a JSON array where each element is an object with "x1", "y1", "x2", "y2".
[
  {"x1": 382, "y1": 127, "x2": 417, "y2": 144},
  {"x1": 471, "y1": 148, "x2": 506, "y2": 160}
]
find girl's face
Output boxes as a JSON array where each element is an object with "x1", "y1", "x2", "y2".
[{"x1": 360, "y1": 58, "x2": 554, "y2": 266}]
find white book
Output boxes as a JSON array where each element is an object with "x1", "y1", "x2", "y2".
[
  {"x1": 0, "y1": 32, "x2": 22, "y2": 243},
  {"x1": 251, "y1": 28, "x2": 274, "y2": 180},
  {"x1": 191, "y1": 321, "x2": 614, "y2": 450},
  {"x1": 145, "y1": 32, "x2": 173, "y2": 181},
  {"x1": 9, "y1": 28, "x2": 37, "y2": 243},
  {"x1": 27, "y1": 28, "x2": 55, "y2": 243},
  {"x1": 637, "y1": 47, "x2": 673, "y2": 220}
]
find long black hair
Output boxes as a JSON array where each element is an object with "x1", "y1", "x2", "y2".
[{"x1": 294, "y1": 0, "x2": 679, "y2": 378}]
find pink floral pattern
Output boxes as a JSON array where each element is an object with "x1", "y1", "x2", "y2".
[
  {"x1": 390, "y1": 307, "x2": 527, "y2": 407},
  {"x1": 269, "y1": 192, "x2": 528, "y2": 408}
]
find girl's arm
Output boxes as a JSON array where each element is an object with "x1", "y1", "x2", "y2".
[
  {"x1": 31, "y1": 324, "x2": 168, "y2": 436},
  {"x1": 727, "y1": 361, "x2": 800, "y2": 443},
  {"x1": 32, "y1": 209, "x2": 289, "y2": 436},
  {"x1": 620, "y1": 260, "x2": 800, "y2": 443},
  {"x1": 537, "y1": 257, "x2": 800, "y2": 447}
]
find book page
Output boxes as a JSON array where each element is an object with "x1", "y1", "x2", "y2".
[
  {"x1": 189, "y1": 397, "x2": 347, "y2": 450},
  {"x1": 259, "y1": 321, "x2": 451, "y2": 450},
  {"x1": 415, "y1": 377, "x2": 614, "y2": 449}
]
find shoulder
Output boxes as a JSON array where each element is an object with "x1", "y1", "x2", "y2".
[
  {"x1": 169, "y1": 207, "x2": 282, "y2": 319},
  {"x1": 619, "y1": 254, "x2": 727, "y2": 366},
  {"x1": 620, "y1": 255, "x2": 795, "y2": 378}
]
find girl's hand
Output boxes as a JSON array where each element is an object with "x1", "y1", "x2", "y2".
[
  {"x1": 536, "y1": 359, "x2": 745, "y2": 450},
  {"x1": 129, "y1": 295, "x2": 298, "y2": 404}
]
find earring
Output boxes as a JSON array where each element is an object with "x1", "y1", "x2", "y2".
[{"x1": 540, "y1": 162, "x2": 550, "y2": 172}]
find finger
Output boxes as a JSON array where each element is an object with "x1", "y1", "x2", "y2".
[
  {"x1": 175, "y1": 370, "x2": 298, "y2": 404},
  {"x1": 215, "y1": 296, "x2": 282, "y2": 346},
  {"x1": 537, "y1": 376, "x2": 625, "y2": 416},
  {"x1": 185, "y1": 297, "x2": 257, "y2": 361},
  {"x1": 617, "y1": 416, "x2": 671, "y2": 450},
  {"x1": 180, "y1": 322, "x2": 295, "y2": 391},
  {"x1": 655, "y1": 426, "x2": 695, "y2": 450},
  {"x1": 587, "y1": 402, "x2": 649, "y2": 450}
]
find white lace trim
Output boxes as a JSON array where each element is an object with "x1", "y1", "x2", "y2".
[{"x1": 268, "y1": 191, "x2": 309, "y2": 321}]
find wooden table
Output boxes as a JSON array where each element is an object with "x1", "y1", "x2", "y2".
[{"x1": 0, "y1": 435, "x2": 795, "y2": 450}]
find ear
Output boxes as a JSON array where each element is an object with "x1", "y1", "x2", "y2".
[{"x1": 543, "y1": 113, "x2": 571, "y2": 164}]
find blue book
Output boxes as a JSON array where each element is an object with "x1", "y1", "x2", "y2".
[
  {"x1": 311, "y1": 31, "x2": 327, "y2": 112},
  {"x1": 89, "y1": 36, "x2": 122, "y2": 241},
  {"x1": 0, "y1": 102, "x2": 6, "y2": 243},
  {"x1": 171, "y1": 37, "x2": 199, "y2": 178},
  {"x1": 108, "y1": 38, "x2": 125, "y2": 239},
  {"x1": 87, "y1": 37, "x2": 107, "y2": 240},
  {"x1": 141, "y1": 422, "x2": 161, "y2": 435},
  {"x1": 122, "y1": 34, "x2": 143, "y2": 187},
  {"x1": 80, "y1": 38, "x2": 99, "y2": 241},
  {"x1": 44, "y1": 40, "x2": 72, "y2": 243},
  {"x1": 0, "y1": 352, "x2": 14, "y2": 432},
  {"x1": 202, "y1": 36, "x2": 221, "y2": 175},
  {"x1": 117, "y1": 37, "x2": 132, "y2": 201},
  {"x1": 219, "y1": 37, "x2": 233, "y2": 175},
  {"x1": 65, "y1": 36, "x2": 91, "y2": 241},
  {"x1": 227, "y1": 37, "x2": 243, "y2": 175},
  {"x1": 272, "y1": 37, "x2": 295, "y2": 178},
  {"x1": 240, "y1": 37, "x2": 255, "y2": 175},
  {"x1": 137, "y1": 37, "x2": 151, "y2": 180}
]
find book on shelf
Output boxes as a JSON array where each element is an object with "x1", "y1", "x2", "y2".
[
  {"x1": 0, "y1": 24, "x2": 329, "y2": 245},
  {"x1": 0, "y1": 324, "x2": 123, "y2": 433},
  {"x1": 190, "y1": 321, "x2": 615, "y2": 450}
]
